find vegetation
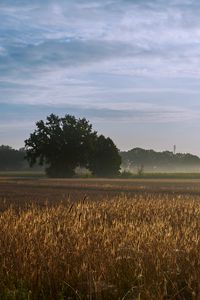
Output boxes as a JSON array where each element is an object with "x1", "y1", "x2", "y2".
[
  {"x1": 0, "y1": 171, "x2": 45, "y2": 178},
  {"x1": 119, "y1": 171, "x2": 200, "y2": 179},
  {"x1": 89, "y1": 135, "x2": 121, "y2": 177},
  {"x1": 25, "y1": 114, "x2": 121, "y2": 178},
  {"x1": 121, "y1": 147, "x2": 200, "y2": 173},
  {"x1": 0, "y1": 185, "x2": 199, "y2": 299},
  {"x1": 0, "y1": 146, "x2": 43, "y2": 173},
  {"x1": 2, "y1": 143, "x2": 200, "y2": 178},
  {"x1": 0, "y1": 145, "x2": 25, "y2": 171}
]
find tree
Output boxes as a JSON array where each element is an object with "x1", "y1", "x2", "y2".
[
  {"x1": 120, "y1": 147, "x2": 200, "y2": 173},
  {"x1": 89, "y1": 135, "x2": 121, "y2": 177},
  {"x1": 0, "y1": 145, "x2": 25, "y2": 171},
  {"x1": 25, "y1": 114, "x2": 97, "y2": 177}
]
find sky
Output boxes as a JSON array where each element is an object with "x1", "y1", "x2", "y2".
[{"x1": 1, "y1": 0, "x2": 200, "y2": 154}]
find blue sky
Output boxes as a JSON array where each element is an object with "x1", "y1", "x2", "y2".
[{"x1": 1, "y1": 0, "x2": 200, "y2": 154}]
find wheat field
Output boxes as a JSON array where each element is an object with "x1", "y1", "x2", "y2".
[{"x1": 0, "y1": 185, "x2": 199, "y2": 299}]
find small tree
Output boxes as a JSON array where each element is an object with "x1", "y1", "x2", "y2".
[
  {"x1": 25, "y1": 114, "x2": 96, "y2": 177},
  {"x1": 137, "y1": 164, "x2": 144, "y2": 177},
  {"x1": 89, "y1": 135, "x2": 121, "y2": 177}
]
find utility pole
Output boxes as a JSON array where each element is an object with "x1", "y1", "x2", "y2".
[{"x1": 173, "y1": 145, "x2": 176, "y2": 155}]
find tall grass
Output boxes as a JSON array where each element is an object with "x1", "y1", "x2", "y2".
[{"x1": 0, "y1": 194, "x2": 199, "y2": 299}]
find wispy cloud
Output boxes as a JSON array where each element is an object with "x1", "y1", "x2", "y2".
[
  {"x1": 0, "y1": 102, "x2": 199, "y2": 128},
  {"x1": 1, "y1": 0, "x2": 200, "y2": 151},
  {"x1": 2, "y1": 1, "x2": 200, "y2": 91}
]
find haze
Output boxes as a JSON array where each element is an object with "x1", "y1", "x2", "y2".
[{"x1": 1, "y1": 0, "x2": 200, "y2": 155}]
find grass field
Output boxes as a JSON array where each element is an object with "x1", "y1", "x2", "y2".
[
  {"x1": 0, "y1": 178, "x2": 199, "y2": 299},
  {"x1": 2, "y1": 170, "x2": 200, "y2": 180},
  {"x1": 0, "y1": 171, "x2": 45, "y2": 178}
]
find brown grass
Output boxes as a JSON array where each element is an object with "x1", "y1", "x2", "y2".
[{"x1": 0, "y1": 190, "x2": 199, "y2": 299}]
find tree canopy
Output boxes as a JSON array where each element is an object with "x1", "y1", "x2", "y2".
[
  {"x1": 121, "y1": 148, "x2": 200, "y2": 173},
  {"x1": 89, "y1": 135, "x2": 121, "y2": 177},
  {"x1": 25, "y1": 114, "x2": 121, "y2": 177},
  {"x1": 0, "y1": 145, "x2": 25, "y2": 171}
]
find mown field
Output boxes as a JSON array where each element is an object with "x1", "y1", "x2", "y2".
[{"x1": 0, "y1": 178, "x2": 199, "y2": 299}]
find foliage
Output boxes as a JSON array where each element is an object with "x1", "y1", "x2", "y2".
[
  {"x1": 25, "y1": 114, "x2": 97, "y2": 177},
  {"x1": 0, "y1": 145, "x2": 25, "y2": 171},
  {"x1": 25, "y1": 114, "x2": 121, "y2": 178},
  {"x1": 121, "y1": 147, "x2": 200, "y2": 173},
  {"x1": 137, "y1": 164, "x2": 144, "y2": 177},
  {"x1": 89, "y1": 135, "x2": 121, "y2": 177}
]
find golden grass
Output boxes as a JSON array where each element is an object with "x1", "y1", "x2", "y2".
[{"x1": 0, "y1": 193, "x2": 199, "y2": 299}]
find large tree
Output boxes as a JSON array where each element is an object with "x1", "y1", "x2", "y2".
[
  {"x1": 89, "y1": 135, "x2": 121, "y2": 177},
  {"x1": 25, "y1": 114, "x2": 121, "y2": 177},
  {"x1": 25, "y1": 114, "x2": 97, "y2": 177}
]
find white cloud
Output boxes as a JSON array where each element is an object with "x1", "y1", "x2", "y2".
[{"x1": 1, "y1": 0, "x2": 200, "y2": 124}]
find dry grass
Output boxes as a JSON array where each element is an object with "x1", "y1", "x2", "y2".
[{"x1": 0, "y1": 193, "x2": 199, "y2": 299}]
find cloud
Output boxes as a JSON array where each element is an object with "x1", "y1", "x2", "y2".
[
  {"x1": 3, "y1": 0, "x2": 200, "y2": 152},
  {"x1": 1, "y1": 0, "x2": 200, "y2": 123},
  {"x1": 0, "y1": 38, "x2": 135, "y2": 75},
  {"x1": 0, "y1": 102, "x2": 199, "y2": 130}
]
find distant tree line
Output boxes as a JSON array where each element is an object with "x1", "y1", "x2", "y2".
[
  {"x1": 0, "y1": 145, "x2": 26, "y2": 171},
  {"x1": 2, "y1": 115, "x2": 200, "y2": 176},
  {"x1": 121, "y1": 148, "x2": 200, "y2": 173}
]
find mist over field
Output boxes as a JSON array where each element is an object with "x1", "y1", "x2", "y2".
[
  {"x1": 122, "y1": 165, "x2": 200, "y2": 174},
  {"x1": 121, "y1": 148, "x2": 200, "y2": 173},
  {"x1": 2, "y1": 144, "x2": 200, "y2": 175}
]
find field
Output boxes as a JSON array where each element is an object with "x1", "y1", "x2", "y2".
[{"x1": 0, "y1": 178, "x2": 199, "y2": 299}]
